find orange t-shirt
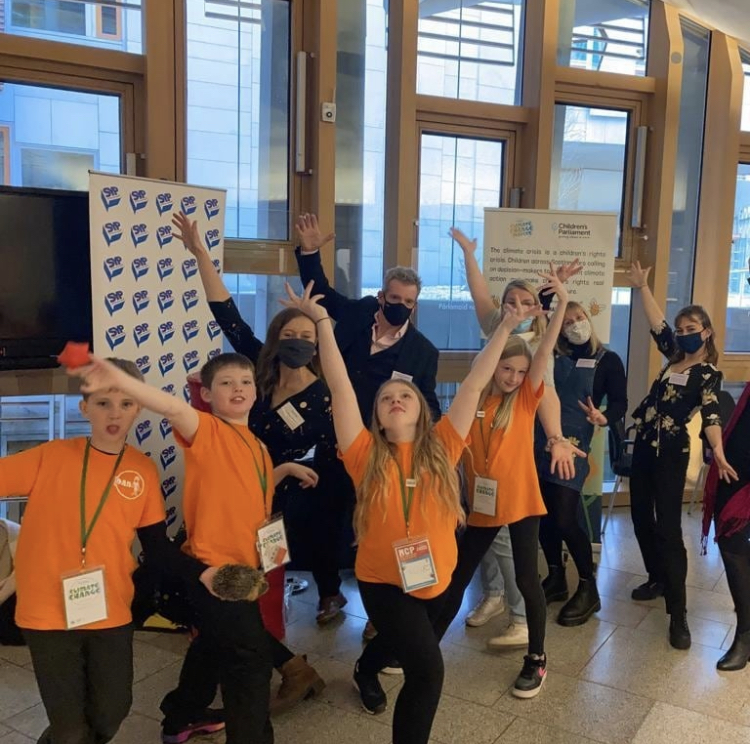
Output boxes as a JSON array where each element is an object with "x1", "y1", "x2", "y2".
[
  {"x1": 340, "y1": 417, "x2": 467, "y2": 599},
  {"x1": 465, "y1": 377, "x2": 547, "y2": 528},
  {"x1": 176, "y1": 411, "x2": 274, "y2": 568},
  {"x1": 0, "y1": 438, "x2": 163, "y2": 631}
]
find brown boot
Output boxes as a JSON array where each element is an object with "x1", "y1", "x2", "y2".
[{"x1": 270, "y1": 655, "x2": 325, "y2": 716}]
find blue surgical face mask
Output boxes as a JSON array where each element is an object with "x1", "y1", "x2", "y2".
[
  {"x1": 512, "y1": 318, "x2": 534, "y2": 335},
  {"x1": 675, "y1": 331, "x2": 705, "y2": 355}
]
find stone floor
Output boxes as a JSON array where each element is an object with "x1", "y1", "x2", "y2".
[{"x1": 0, "y1": 508, "x2": 749, "y2": 744}]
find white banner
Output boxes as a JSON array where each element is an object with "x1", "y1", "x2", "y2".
[
  {"x1": 89, "y1": 172, "x2": 226, "y2": 535},
  {"x1": 483, "y1": 209, "x2": 617, "y2": 342}
]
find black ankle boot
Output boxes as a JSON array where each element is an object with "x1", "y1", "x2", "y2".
[
  {"x1": 542, "y1": 565, "x2": 568, "y2": 604},
  {"x1": 668, "y1": 611, "x2": 691, "y2": 650},
  {"x1": 717, "y1": 630, "x2": 750, "y2": 671},
  {"x1": 557, "y1": 578, "x2": 601, "y2": 627}
]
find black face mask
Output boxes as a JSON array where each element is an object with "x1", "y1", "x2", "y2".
[
  {"x1": 277, "y1": 338, "x2": 316, "y2": 369},
  {"x1": 381, "y1": 300, "x2": 413, "y2": 327}
]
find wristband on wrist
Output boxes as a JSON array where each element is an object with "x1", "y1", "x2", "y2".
[
  {"x1": 314, "y1": 316, "x2": 331, "y2": 325},
  {"x1": 545, "y1": 435, "x2": 567, "y2": 452}
]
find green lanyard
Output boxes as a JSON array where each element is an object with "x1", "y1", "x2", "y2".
[
  {"x1": 79, "y1": 439, "x2": 125, "y2": 568},
  {"x1": 218, "y1": 419, "x2": 268, "y2": 496},
  {"x1": 478, "y1": 410, "x2": 497, "y2": 472},
  {"x1": 392, "y1": 456, "x2": 416, "y2": 537}
]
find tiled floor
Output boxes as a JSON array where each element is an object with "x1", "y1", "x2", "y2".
[{"x1": 1, "y1": 508, "x2": 749, "y2": 744}]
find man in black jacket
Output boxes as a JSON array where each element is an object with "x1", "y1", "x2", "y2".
[{"x1": 295, "y1": 213, "x2": 441, "y2": 425}]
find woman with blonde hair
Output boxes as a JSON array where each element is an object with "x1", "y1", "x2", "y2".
[
  {"x1": 537, "y1": 301, "x2": 627, "y2": 626},
  {"x1": 282, "y1": 279, "x2": 536, "y2": 744}
]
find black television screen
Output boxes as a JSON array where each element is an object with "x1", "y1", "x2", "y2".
[{"x1": 0, "y1": 186, "x2": 92, "y2": 369}]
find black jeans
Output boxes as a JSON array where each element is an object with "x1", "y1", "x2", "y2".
[
  {"x1": 433, "y1": 518, "x2": 547, "y2": 656},
  {"x1": 160, "y1": 582, "x2": 273, "y2": 744},
  {"x1": 539, "y1": 481, "x2": 595, "y2": 580},
  {"x1": 629, "y1": 442, "x2": 690, "y2": 614},
  {"x1": 357, "y1": 581, "x2": 446, "y2": 744},
  {"x1": 24, "y1": 624, "x2": 134, "y2": 744}
]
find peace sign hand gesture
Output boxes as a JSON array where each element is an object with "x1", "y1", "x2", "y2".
[{"x1": 577, "y1": 397, "x2": 608, "y2": 426}]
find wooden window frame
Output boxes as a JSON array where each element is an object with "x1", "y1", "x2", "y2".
[{"x1": 96, "y1": 4, "x2": 122, "y2": 41}]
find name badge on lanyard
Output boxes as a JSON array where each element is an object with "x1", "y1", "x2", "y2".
[
  {"x1": 62, "y1": 567, "x2": 108, "y2": 629},
  {"x1": 257, "y1": 514, "x2": 291, "y2": 573},
  {"x1": 576, "y1": 358, "x2": 597, "y2": 369},
  {"x1": 393, "y1": 536, "x2": 438, "y2": 593},
  {"x1": 277, "y1": 402, "x2": 305, "y2": 431},
  {"x1": 473, "y1": 476, "x2": 498, "y2": 516}
]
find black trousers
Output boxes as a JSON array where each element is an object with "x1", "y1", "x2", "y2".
[
  {"x1": 24, "y1": 624, "x2": 134, "y2": 744},
  {"x1": 433, "y1": 518, "x2": 547, "y2": 656},
  {"x1": 357, "y1": 581, "x2": 445, "y2": 744},
  {"x1": 539, "y1": 481, "x2": 595, "y2": 579},
  {"x1": 629, "y1": 442, "x2": 690, "y2": 614},
  {"x1": 160, "y1": 581, "x2": 273, "y2": 744},
  {"x1": 718, "y1": 527, "x2": 750, "y2": 634}
]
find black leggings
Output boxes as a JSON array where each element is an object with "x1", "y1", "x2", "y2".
[
  {"x1": 433, "y1": 518, "x2": 546, "y2": 655},
  {"x1": 357, "y1": 581, "x2": 446, "y2": 744},
  {"x1": 539, "y1": 481, "x2": 594, "y2": 579},
  {"x1": 717, "y1": 528, "x2": 750, "y2": 634}
]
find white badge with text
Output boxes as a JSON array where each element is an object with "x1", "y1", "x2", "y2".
[
  {"x1": 576, "y1": 358, "x2": 597, "y2": 369},
  {"x1": 257, "y1": 515, "x2": 291, "y2": 573},
  {"x1": 62, "y1": 567, "x2": 108, "y2": 629},
  {"x1": 668, "y1": 372, "x2": 689, "y2": 387},
  {"x1": 277, "y1": 402, "x2": 305, "y2": 431},
  {"x1": 393, "y1": 536, "x2": 438, "y2": 593},
  {"x1": 391, "y1": 371, "x2": 413, "y2": 382},
  {"x1": 473, "y1": 476, "x2": 498, "y2": 517}
]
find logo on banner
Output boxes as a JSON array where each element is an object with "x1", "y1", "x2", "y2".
[
  {"x1": 182, "y1": 289, "x2": 199, "y2": 311},
  {"x1": 161, "y1": 384, "x2": 176, "y2": 396},
  {"x1": 160, "y1": 418, "x2": 172, "y2": 438},
  {"x1": 183, "y1": 320, "x2": 199, "y2": 342},
  {"x1": 158, "y1": 290, "x2": 174, "y2": 312},
  {"x1": 133, "y1": 290, "x2": 150, "y2": 314},
  {"x1": 101, "y1": 186, "x2": 121, "y2": 210},
  {"x1": 204, "y1": 198, "x2": 220, "y2": 220},
  {"x1": 160, "y1": 446, "x2": 177, "y2": 469},
  {"x1": 135, "y1": 355, "x2": 151, "y2": 375},
  {"x1": 106, "y1": 325, "x2": 126, "y2": 350},
  {"x1": 158, "y1": 258, "x2": 174, "y2": 280},
  {"x1": 510, "y1": 219, "x2": 533, "y2": 238},
  {"x1": 181, "y1": 195, "x2": 197, "y2": 215},
  {"x1": 135, "y1": 419, "x2": 153, "y2": 445},
  {"x1": 158, "y1": 322, "x2": 175, "y2": 345},
  {"x1": 166, "y1": 505, "x2": 178, "y2": 526},
  {"x1": 105, "y1": 291, "x2": 125, "y2": 315},
  {"x1": 103, "y1": 221, "x2": 123, "y2": 246},
  {"x1": 207, "y1": 320, "x2": 221, "y2": 341},
  {"x1": 103, "y1": 256, "x2": 124, "y2": 281},
  {"x1": 133, "y1": 323, "x2": 151, "y2": 347},
  {"x1": 157, "y1": 226, "x2": 172, "y2": 248},
  {"x1": 182, "y1": 259, "x2": 198, "y2": 280},
  {"x1": 161, "y1": 477, "x2": 177, "y2": 500},
  {"x1": 158, "y1": 353, "x2": 175, "y2": 376},
  {"x1": 552, "y1": 222, "x2": 592, "y2": 239},
  {"x1": 131, "y1": 223, "x2": 149, "y2": 247},
  {"x1": 156, "y1": 192, "x2": 173, "y2": 215},
  {"x1": 130, "y1": 190, "x2": 148, "y2": 213},
  {"x1": 212, "y1": 259, "x2": 221, "y2": 274},
  {"x1": 208, "y1": 348, "x2": 222, "y2": 361},
  {"x1": 183, "y1": 384, "x2": 191, "y2": 403},
  {"x1": 183, "y1": 350, "x2": 200, "y2": 372},
  {"x1": 131, "y1": 257, "x2": 149, "y2": 280},
  {"x1": 205, "y1": 229, "x2": 221, "y2": 250}
]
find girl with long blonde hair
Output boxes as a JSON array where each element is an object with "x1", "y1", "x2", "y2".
[{"x1": 282, "y1": 279, "x2": 536, "y2": 744}]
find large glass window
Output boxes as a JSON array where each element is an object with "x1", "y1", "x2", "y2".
[
  {"x1": 415, "y1": 132, "x2": 505, "y2": 350},
  {"x1": 549, "y1": 104, "x2": 630, "y2": 256},
  {"x1": 558, "y1": 0, "x2": 649, "y2": 77},
  {"x1": 185, "y1": 0, "x2": 290, "y2": 242},
  {"x1": 741, "y1": 48, "x2": 750, "y2": 133},
  {"x1": 0, "y1": 82, "x2": 121, "y2": 189},
  {"x1": 725, "y1": 164, "x2": 750, "y2": 353},
  {"x1": 666, "y1": 19, "x2": 710, "y2": 320},
  {"x1": 4, "y1": 0, "x2": 142, "y2": 53},
  {"x1": 416, "y1": 0, "x2": 525, "y2": 105}
]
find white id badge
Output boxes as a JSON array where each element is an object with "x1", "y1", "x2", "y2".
[
  {"x1": 62, "y1": 567, "x2": 108, "y2": 629},
  {"x1": 391, "y1": 371, "x2": 413, "y2": 383},
  {"x1": 257, "y1": 515, "x2": 291, "y2": 573},
  {"x1": 576, "y1": 358, "x2": 597, "y2": 369},
  {"x1": 277, "y1": 402, "x2": 305, "y2": 431},
  {"x1": 668, "y1": 372, "x2": 689, "y2": 387},
  {"x1": 393, "y1": 536, "x2": 438, "y2": 593},
  {"x1": 473, "y1": 477, "x2": 498, "y2": 516}
]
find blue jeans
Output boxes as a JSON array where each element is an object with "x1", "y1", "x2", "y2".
[{"x1": 479, "y1": 527, "x2": 526, "y2": 620}]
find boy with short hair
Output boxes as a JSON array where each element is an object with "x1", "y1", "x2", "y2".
[
  {"x1": 0, "y1": 358, "x2": 218, "y2": 744},
  {"x1": 74, "y1": 351, "x2": 306, "y2": 744}
]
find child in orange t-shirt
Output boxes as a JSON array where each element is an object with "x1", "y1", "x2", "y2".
[
  {"x1": 282, "y1": 281, "x2": 537, "y2": 744},
  {"x1": 432, "y1": 274, "x2": 570, "y2": 700},
  {"x1": 73, "y1": 352, "x2": 318, "y2": 744},
  {"x1": 0, "y1": 358, "x2": 214, "y2": 744}
]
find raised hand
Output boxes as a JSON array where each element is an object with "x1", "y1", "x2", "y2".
[
  {"x1": 629, "y1": 261, "x2": 651, "y2": 289},
  {"x1": 66, "y1": 355, "x2": 123, "y2": 395},
  {"x1": 555, "y1": 258, "x2": 583, "y2": 284},
  {"x1": 537, "y1": 270, "x2": 569, "y2": 306},
  {"x1": 280, "y1": 280, "x2": 328, "y2": 323},
  {"x1": 578, "y1": 397, "x2": 608, "y2": 426},
  {"x1": 499, "y1": 302, "x2": 543, "y2": 332},
  {"x1": 449, "y1": 227, "x2": 477, "y2": 256},
  {"x1": 172, "y1": 212, "x2": 206, "y2": 257},
  {"x1": 295, "y1": 213, "x2": 335, "y2": 254}
]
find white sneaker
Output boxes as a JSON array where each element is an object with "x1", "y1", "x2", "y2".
[
  {"x1": 465, "y1": 595, "x2": 505, "y2": 627},
  {"x1": 487, "y1": 622, "x2": 529, "y2": 648}
]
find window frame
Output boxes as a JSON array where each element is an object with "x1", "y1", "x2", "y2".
[
  {"x1": 0, "y1": 125, "x2": 10, "y2": 184},
  {"x1": 95, "y1": 4, "x2": 122, "y2": 41}
]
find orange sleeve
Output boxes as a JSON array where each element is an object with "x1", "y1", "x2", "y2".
[
  {"x1": 518, "y1": 376, "x2": 544, "y2": 415},
  {"x1": 338, "y1": 427, "x2": 373, "y2": 487},
  {"x1": 174, "y1": 410, "x2": 215, "y2": 453},
  {"x1": 0, "y1": 443, "x2": 45, "y2": 499},
  {"x1": 137, "y1": 457, "x2": 167, "y2": 528},
  {"x1": 434, "y1": 416, "x2": 469, "y2": 466}
]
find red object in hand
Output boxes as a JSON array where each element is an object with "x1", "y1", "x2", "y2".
[{"x1": 58, "y1": 341, "x2": 91, "y2": 369}]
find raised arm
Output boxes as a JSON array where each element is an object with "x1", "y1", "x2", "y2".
[
  {"x1": 281, "y1": 281, "x2": 364, "y2": 451},
  {"x1": 70, "y1": 356, "x2": 199, "y2": 443},
  {"x1": 628, "y1": 262, "x2": 665, "y2": 330},
  {"x1": 450, "y1": 227, "x2": 496, "y2": 329},
  {"x1": 174, "y1": 212, "x2": 229, "y2": 303},
  {"x1": 528, "y1": 272, "x2": 568, "y2": 390}
]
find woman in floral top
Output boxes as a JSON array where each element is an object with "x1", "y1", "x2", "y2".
[{"x1": 628, "y1": 262, "x2": 736, "y2": 652}]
